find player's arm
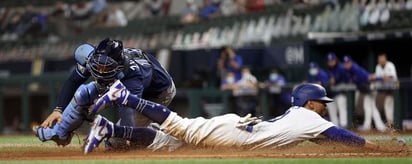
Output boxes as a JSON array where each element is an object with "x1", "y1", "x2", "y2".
[
  {"x1": 41, "y1": 44, "x2": 93, "y2": 128},
  {"x1": 41, "y1": 67, "x2": 88, "y2": 128},
  {"x1": 321, "y1": 126, "x2": 406, "y2": 152},
  {"x1": 321, "y1": 126, "x2": 365, "y2": 147},
  {"x1": 55, "y1": 68, "x2": 89, "y2": 110},
  {"x1": 56, "y1": 43, "x2": 94, "y2": 111}
]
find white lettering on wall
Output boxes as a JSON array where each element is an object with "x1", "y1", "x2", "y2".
[{"x1": 285, "y1": 46, "x2": 304, "y2": 65}]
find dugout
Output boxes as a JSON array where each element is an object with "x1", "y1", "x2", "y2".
[{"x1": 305, "y1": 31, "x2": 412, "y2": 130}]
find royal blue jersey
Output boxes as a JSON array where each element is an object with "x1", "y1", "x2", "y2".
[
  {"x1": 308, "y1": 69, "x2": 330, "y2": 86},
  {"x1": 346, "y1": 62, "x2": 370, "y2": 85},
  {"x1": 328, "y1": 62, "x2": 350, "y2": 84},
  {"x1": 223, "y1": 55, "x2": 243, "y2": 81}
]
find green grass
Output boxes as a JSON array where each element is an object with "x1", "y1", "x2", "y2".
[{"x1": 1, "y1": 158, "x2": 411, "y2": 164}]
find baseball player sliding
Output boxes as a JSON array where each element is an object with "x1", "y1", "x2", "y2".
[{"x1": 83, "y1": 81, "x2": 407, "y2": 154}]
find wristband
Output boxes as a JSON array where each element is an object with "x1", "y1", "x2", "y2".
[{"x1": 53, "y1": 107, "x2": 63, "y2": 113}]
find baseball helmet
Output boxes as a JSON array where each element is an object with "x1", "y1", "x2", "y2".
[
  {"x1": 74, "y1": 43, "x2": 95, "y2": 65},
  {"x1": 87, "y1": 53, "x2": 120, "y2": 86},
  {"x1": 95, "y1": 38, "x2": 124, "y2": 62},
  {"x1": 291, "y1": 83, "x2": 333, "y2": 107}
]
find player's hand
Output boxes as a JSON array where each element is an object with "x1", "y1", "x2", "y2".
[
  {"x1": 40, "y1": 110, "x2": 62, "y2": 128},
  {"x1": 365, "y1": 139, "x2": 409, "y2": 153},
  {"x1": 236, "y1": 113, "x2": 262, "y2": 129},
  {"x1": 369, "y1": 74, "x2": 376, "y2": 81},
  {"x1": 387, "y1": 138, "x2": 409, "y2": 152},
  {"x1": 379, "y1": 144, "x2": 409, "y2": 153}
]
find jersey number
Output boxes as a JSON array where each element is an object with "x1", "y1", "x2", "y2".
[{"x1": 129, "y1": 59, "x2": 150, "y2": 71}]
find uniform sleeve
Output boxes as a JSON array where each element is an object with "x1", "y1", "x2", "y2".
[
  {"x1": 387, "y1": 62, "x2": 398, "y2": 80},
  {"x1": 55, "y1": 68, "x2": 88, "y2": 110},
  {"x1": 321, "y1": 126, "x2": 366, "y2": 147},
  {"x1": 121, "y1": 76, "x2": 144, "y2": 97},
  {"x1": 235, "y1": 56, "x2": 243, "y2": 68}
]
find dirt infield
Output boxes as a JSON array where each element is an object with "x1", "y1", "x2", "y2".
[{"x1": 1, "y1": 141, "x2": 410, "y2": 161}]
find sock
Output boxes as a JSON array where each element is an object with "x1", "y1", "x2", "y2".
[
  {"x1": 113, "y1": 125, "x2": 156, "y2": 146},
  {"x1": 126, "y1": 95, "x2": 170, "y2": 124}
]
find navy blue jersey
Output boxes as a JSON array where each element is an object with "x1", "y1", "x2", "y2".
[
  {"x1": 308, "y1": 69, "x2": 330, "y2": 86},
  {"x1": 346, "y1": 62, "x2": 370, "y2": 92},
  {"x1": 122, "y1": 48, "x2": 172, "y2": 98},
  {"x1": 346, "y1": 62, "x2": 369, "y2": 85},
  {"x1": 55, "y1": 46, "x2": 172, "y2": 110}
]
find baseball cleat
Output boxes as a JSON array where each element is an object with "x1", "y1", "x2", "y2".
[
  {"x1": 32, "y1": 125, "x2": 73, "y2": 146},
  {"x1": 90, "y1": 80, "x2": 130, "y2": 115},
  {"x1": 84, "y1": 115, "x2": 114, "y2": 154}
]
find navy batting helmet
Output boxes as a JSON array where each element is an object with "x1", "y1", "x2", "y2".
[
  {"x1": 95, "y1": 38, "x2": 123, "y2": 62},
  {"x1": 291, "y1": 83, "x2": 333, "y2": 107}
]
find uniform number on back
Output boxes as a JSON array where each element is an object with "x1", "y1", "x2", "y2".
[{"x1": 129, "y1": 59, "x2": 150, "y2": 71}]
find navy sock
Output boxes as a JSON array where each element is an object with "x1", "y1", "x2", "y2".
[
  {"x1": 113, "y1": 125, "x2": 156, "y2": 146},
  {"x1": 126, "y1": 95, "x2": 170, "y2": 124}
]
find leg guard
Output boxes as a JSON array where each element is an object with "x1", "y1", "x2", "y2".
[{"x1": 35, "y1": 83, "x2": 99, "y2": 144}]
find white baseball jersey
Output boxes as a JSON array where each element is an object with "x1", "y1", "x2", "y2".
[
  {"x1": 160, "y1": 106, "x2": 335, "y2": 149},
  {"x1": 375, "y1": 61, "x2": 397, "y2": 81}
]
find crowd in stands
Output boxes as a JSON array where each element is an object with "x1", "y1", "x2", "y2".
[
  {"x1": 1, "y1": 0, "x2": 412, "y2": 62},
  {"x1": 0, "y1": 0, "x2": 129, "y2": 42}
]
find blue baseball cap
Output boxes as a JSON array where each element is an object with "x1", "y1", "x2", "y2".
[
  {"x1": 327, "y1": 52, "x2": 337, "y2": 61},
  {"x1": 343, "y1": 55, "x2": 353, "y2": 63},
  {"x1": 309, "y1": 62, "x2": 319, "y2": 68}
]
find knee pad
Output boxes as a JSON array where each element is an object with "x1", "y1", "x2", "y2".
[
  {"x1": 54, "y1": 103, "x2": 86, "y2": 138},
  {"x1": 73, "y1": 82, "x2": 99, "y2": 107}
]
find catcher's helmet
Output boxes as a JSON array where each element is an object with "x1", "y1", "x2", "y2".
[
  {"x1": 87, "y1": 54, "x2": 120, "y2": 86},
  {"x1": 74, "y1": 43, "x2": 95, "y2": 65},
  {"x1": 291, "y1": 83, "x2": 333, "y2": 107},
  {"x1": 95, "y1": 38, "x2": 124, "y2": 62}
]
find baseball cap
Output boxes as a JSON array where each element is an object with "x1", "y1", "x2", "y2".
[
  {"x1": 343, "y1": 55, "x2": 353, "y2": 63},
  {"x1": 309, "y1": 62, "x2": 319, "y2": 68},
  {"x1": 327, "y1": 52, "x2": 337, "y2": 61}
]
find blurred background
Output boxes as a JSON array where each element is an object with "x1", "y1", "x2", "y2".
[{"x1": 0, "y1": 0, "x2": 412, "y2": 134}]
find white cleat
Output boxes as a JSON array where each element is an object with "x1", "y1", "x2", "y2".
[{"x1": 83, "y1": 115, "x2": 114, "y2": 154}]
